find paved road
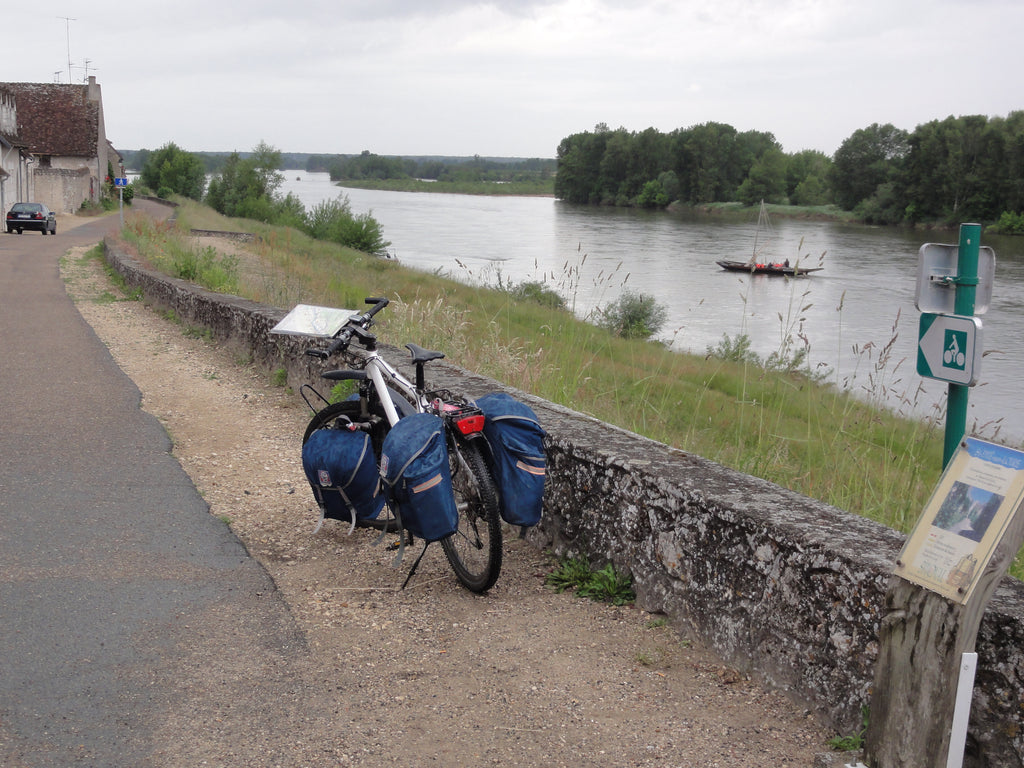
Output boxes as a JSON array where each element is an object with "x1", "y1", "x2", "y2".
[{"x1": 0, "y1": 204, "x2": 305, "y2": 766}]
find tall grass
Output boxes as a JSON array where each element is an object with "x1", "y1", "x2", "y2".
[{"x1": 122, "y1": 200, "x2": 1020, "y2": 578}]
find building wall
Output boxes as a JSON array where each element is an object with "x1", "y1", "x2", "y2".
[{"x1": 34, "y1": 167, "x2": 91, "y2": 213}]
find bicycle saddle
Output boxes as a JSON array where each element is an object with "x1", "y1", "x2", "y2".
[{"x1": 406, "y1": 343, "x2": 445, "y2": 364}]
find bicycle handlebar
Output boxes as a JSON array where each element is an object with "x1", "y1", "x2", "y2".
[{"x1": 306, "y1": 297, "x2": 391, "y2": 359}]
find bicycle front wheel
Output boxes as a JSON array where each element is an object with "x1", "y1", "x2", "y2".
[{"x1": 441, "y1": 438, "x2": 502, "y2": 593}]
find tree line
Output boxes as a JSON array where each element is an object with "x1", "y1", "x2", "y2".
[
  {"x1": 555, "y1": 115, "x2": 1024, "y2": 229},
  {"x1": 313, "y1": 151, "x2": 555, "y2": 185}
]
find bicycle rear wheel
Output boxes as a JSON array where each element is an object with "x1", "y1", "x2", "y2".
[
  {"x1": 441, "y1": 438, "x2": 502, "y2": 592},
  {"x1": 303, "y1": 400, "x2": 390, "y2": 456}
]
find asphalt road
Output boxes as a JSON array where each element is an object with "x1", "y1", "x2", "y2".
[{"x1": 0, "y1": 204, "x2": 305, "y2": 766}]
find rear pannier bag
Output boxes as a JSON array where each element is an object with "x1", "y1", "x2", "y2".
[
  {"x1": 380, "y1": 413, "x2": 458, "y2": 543},
  {"x1": 475, "y1": 392, "x2": 546, "y2": 527},
  {"x1": 302, "y1": 424, "x2": 385, "y2": 533}
]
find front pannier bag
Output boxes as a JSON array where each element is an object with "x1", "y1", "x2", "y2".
[
  {"x1": 475, "y1": 392, "x2": 546, "y2": 527},
  {"x1": 302, "y1": 425, "x2": 385, "y2": 533},
  {"x1": 380, "y1": 413, "x2": 459, "y2": 542}
]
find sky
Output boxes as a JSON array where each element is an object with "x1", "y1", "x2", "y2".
[{"x1": 3, "y1": 0, "x2": 1023, "y2": 159}]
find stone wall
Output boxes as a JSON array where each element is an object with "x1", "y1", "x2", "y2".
[{"x1": 101, "y1": 235, "x2": 1024, "y2": 767}]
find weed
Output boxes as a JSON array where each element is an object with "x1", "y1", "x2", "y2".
[
  {"x1": 645, "y1": 616, "x2": 669, "y2": 629},
  {"x1": 828, "y1": 705, "x2": 869, "y2": 751},
  {"x1": 183, "y1": 326, "x2": 213, "y2": 341},
  {"x1": 576, "y1": 563, "x2": 636, "y2": 605},
  {"x1": 329, "y1": 381, "x2": 358, "y2": 403},
  {"x1": 271, "y1": 368, "x2": 289, "y2": 387},
  {"x1": 545, "y1": 557, "x2": 593, "y2": 593},
  {"x1": 634, "y1": 650, "x2": 657, "y2": 666},
  {"x1": 546, "y1": 557, "x2": 636, "y2": 605}
]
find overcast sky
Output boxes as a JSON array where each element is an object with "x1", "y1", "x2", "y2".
[{"x1": 4, "y1": 1, "x2": 1022, "y2": 159}]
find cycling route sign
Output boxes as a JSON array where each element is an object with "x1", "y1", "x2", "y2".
[{"x1": 917, "y1": 312, "x2": 982, "y2": 387}]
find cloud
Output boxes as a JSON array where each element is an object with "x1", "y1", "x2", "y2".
[{"x1": 4, "y1": 0, "x2": 1023, "y2": 157}]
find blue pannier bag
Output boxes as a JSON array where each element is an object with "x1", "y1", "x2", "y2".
[
  {"x1": 475, "y1": 392, "x2": 546, "y2": 527},
  {"x1": 302, "y1": 424, "x2": 385, "y2": 534},
  {"x1": 380, "y1": 413, "x2": 458, "y2": 543}
]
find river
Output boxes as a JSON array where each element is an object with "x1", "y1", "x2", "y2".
[{"x1": 280, "y1": 171, "x2": 1024, "y2": 445}]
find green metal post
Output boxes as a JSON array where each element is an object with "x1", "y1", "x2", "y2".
[{"x1": 943, "y1": 223, "x2": 981, "y2": 466}]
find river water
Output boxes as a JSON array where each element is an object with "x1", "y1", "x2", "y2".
[{"x1": 281, "y1": 171, "x2": 1024, "y2": 445}]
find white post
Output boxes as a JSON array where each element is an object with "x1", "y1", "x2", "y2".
[{"x1": 946, "y1": 652, "x2": 978, "y2": 768}]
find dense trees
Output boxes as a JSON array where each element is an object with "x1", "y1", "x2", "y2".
[
  {"x1": 830, "y1": 123, "x2": 909, "y2": 211},
  {"x1": 556, "y1": 123, "x2": 792, "y2": 208},
  {"x1": 554, "y1": 113, "x2": 1024, "y2": 226}
]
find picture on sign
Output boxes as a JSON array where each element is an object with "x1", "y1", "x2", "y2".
[
  {"x1": 896, "y1": 438, "x2": 1024, "y2": 603},
  {"x1": 943, "y1": 329, "x2": 966, "y2": 370}
]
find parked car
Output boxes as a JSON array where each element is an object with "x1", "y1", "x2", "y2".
[{"x1": 6, "y1": 202, "x2": 57, "y2": 235}]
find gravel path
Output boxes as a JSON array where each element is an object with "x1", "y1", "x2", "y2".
[{"x1": 60, "y1": 233, "x2": 835, "y2": 767}]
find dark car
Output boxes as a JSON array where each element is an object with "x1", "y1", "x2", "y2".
[{"x1": 6, "y1": 202, "x2": 57, "y2": 235}]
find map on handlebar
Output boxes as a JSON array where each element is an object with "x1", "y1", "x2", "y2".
[{"x1": 270, "y1": 304, "x2": 356, "y2": 338}]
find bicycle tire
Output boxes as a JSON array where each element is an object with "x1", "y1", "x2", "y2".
[{"x1": 441, "y1": 438, "x2": 503, "y2": 592}]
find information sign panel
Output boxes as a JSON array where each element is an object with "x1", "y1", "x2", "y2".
[
  {"x1": 896, "y1": 438, "x2": 1024, "y2": 604},
  {"x1": 270, "y1": 304, "x2": 356, "y2": 338},
  {"x1": 114, "y1": 177, "x2": 129, "y2": 188}
]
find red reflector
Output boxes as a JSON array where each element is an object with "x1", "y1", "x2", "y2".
[{"x1": 454, "y1": 414, "x2": 485, "y2": 435}]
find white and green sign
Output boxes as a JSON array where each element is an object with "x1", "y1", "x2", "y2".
[{"x1": 917, "y1": 312, "x2": 983, "y2": 386}]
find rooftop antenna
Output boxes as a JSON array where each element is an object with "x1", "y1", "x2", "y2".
[
  {"x1": 82, "y1": 58, "x2": 97, "y2": 81},
  {"x1": 53, "y1": 70, "x2": 62, "y2": 83},
  {"x1": 58, "y1": 16, "x2": 76, "y2": 84}
]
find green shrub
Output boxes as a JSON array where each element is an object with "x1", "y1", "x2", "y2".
[
  {"x1": 511, "y1": 280, "x2": 567, "y2": 310},
  {"x1": 303, "y1": 195, "x2": 390, "y2": 255},
  {"x1": 989, "y1": 211, "x2": 1024, "y2": 235},
  {"x1": 707, "y1": 332, "x2": 759, "y2": 364},
  {"x1": 597, "y1": 290, "x2": 668, "y2": 339}
]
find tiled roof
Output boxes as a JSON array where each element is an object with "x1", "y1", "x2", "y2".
[{"x1": 0, "y1": 82, "x2": 99, "y2": 156}]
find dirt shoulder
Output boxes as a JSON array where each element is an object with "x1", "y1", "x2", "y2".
[{"x1": 61, "y1": 238, "x2": 836, "y2": 767}]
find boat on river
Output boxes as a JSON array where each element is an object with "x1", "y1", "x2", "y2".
[
  {"x1": 715, "y1": 259, "x2": 823, "y2": 276},
  {"x1": 717, "y1": 200, "x2": 822, "y2": 276}
]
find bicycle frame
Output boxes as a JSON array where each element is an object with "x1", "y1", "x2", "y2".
[
  {"x1": 304, "y1": 297, "x2": 486, "y2": 439},
  {"x1": 362, "y1": 350, "x2": 422, "y2": 426}
]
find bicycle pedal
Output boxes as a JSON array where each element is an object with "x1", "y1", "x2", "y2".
[{"x1": 385, "y1": 540, "x2": 401, "y2": 551}]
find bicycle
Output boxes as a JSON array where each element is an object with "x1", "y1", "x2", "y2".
[{"x1": 291, "y1": 297, "x2": 503, "y2": 593}]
